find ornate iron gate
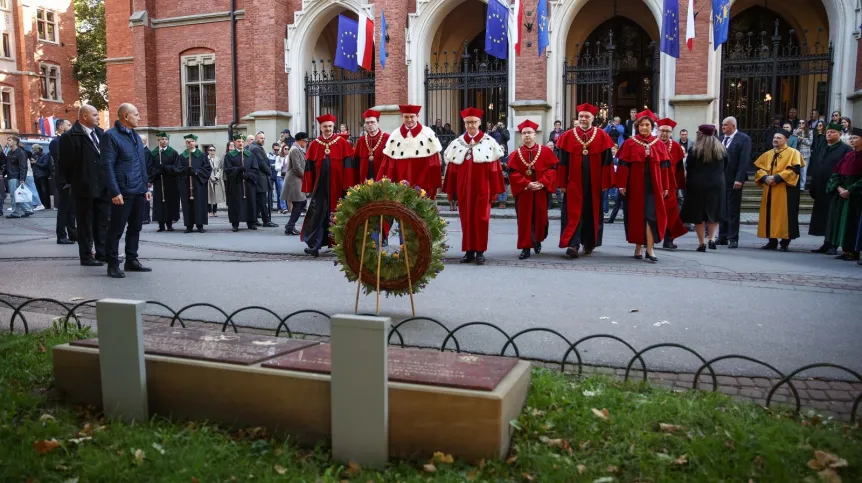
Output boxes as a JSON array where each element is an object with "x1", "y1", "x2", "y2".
[
  {"x1": 562, "y1": 39, "x2": 614, "y2": 128},
  {"x1": 424, "y1": 43, "x2": 508, "y2": 148},
  {"x1": 304, "y1": 59, "x2": 375, "y2": 143},
  {"x1": 720, "y1": 11, "x2": 833, "y2": 158}
]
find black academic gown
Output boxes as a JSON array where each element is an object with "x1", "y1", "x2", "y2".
[
  {"x1": 809, "y1": 141, "x2": 852, "y2": 236},
  {"x1": 147, "y1": 146, "x2": 182, "y2": 224},
  {"x1": 223, "y1": 149, "x2": 258, "y2": 226},
  {"x1": 177, "y1": 149, "x2": 212, "y2": 227}
]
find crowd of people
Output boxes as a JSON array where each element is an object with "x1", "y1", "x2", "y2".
[{"x1": 2, "y1": 101, "x2": 860, "y2": 279}]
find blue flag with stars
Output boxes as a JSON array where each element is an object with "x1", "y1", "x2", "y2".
[
  {"x1": 334, "y1": 14, "x2": 359, "y2": 72},
  {"x1": 485, "y1": 0, "x2": 509, "y2": 60},
  {"x1": 713, "y1": 0, "x2": 731, "y2": 50},
  {"x1": 379, "y1": 10, "x2": 387, "y2": 69},
  {"x1": 537, "y1": 0, "x2": 549, "y2": 57},
  {"x1": 660, "y1": 0, "x2": 680, "y2": 58}
]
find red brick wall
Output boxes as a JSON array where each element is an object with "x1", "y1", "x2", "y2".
[
  {"x1": 373, "y1": 0, "x2": 409, "y2": 106},
  {"x1": 515, "y1": 0, "x2": 547, "y2": 100},
  {"x1": 674, "y1": 0, "x2": 710, "y2": 95}
]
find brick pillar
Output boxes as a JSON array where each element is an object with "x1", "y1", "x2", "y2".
[
  {"x1": 130, "y1": 0, "x2": 158, "y2": 128},
  {"x1": 511, "y1": 0, "x2": 550, "y2": 146},
  {"x1": 669, "y1": 0, "x2": 713, "y2": 130},
  {"x1": 244, "y1": 0, "x2": 291, "y2": 135},
  {"x1": 105, "y1": 0, "x2": 134, "y2": 125},
  {"x1": 373, "y1": 0, "x2": 410, "y2": 132}
]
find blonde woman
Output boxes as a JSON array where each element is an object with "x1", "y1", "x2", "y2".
[
  {"x1": 206, "y1": 145, "x2": 226, "y2": 216},
  {"x1": 680, "y1": 125, "x2": 728, "y2": 251}
]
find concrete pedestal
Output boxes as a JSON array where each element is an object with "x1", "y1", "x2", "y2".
[{"x1": 95, "y1": 299, "x2": 148, "y2": 422}]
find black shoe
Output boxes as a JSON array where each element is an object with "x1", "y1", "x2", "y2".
[
  {"x1": 254, "y1": 222, "x2": 263, "y2": 227},
  {"x1": 143, "y1": 220, "x2": 151, "y2": 225},
  {"x1": 247, "y1": 224, "x2": 258, "y2": 230},
  {"x1": 779, "y1": 246, "x2": 789, "y2": 252},
  {"x1": 94, "y1": 255, "x2": 107, "y2": 263},
  {"x1": 717, "y1": 238, "x2": 729, "y2": 246},
  {"x1": 662, "y1": 241, "x2": 677, "y2": 250},
  {"x1": 728, "y1": 240, "x2": 739, "y2": 249},
  {"x1": 232, "y1": 226, "x2": 239, "y2": 232},
  {"x1": 124, "y1": 260, "x2": 152, "y2": 272},
  {"x1": 167, "y1": 226, "x2": 175, "y2": 232},
  {"x1": 475, "y1": 252, "x2": 486, "y2": 265},
  {"x1": 107, "y1": 266, "x2": 125, "y2": 279},
  {"x1": 646, "y1": 252, "x2": 658, "y2": 262},
  {"x1": 761, "y1": 243, "x2": 778, "y2": 250},
  {"x1": 22, "y1": 212, "x2": 32, "y2": 217},
  {"x1": 605, "y1": 219, "x2": 614, "y2": 224},
  {"x1": 696, "y1": 244, "x2": 707, "y2": 252},
  {"x1": 566, "y1": 247, "x2": 579, "y2": 259},
  {"x1": 69, "y1": 235, "x2": 78, "y2": 242},
  {"x1": 80, "y1": 258, "x2": 104, "y2": 267},
  {"x1": 285, "y1": 229, "x2": 300, "y2": 236},
  {"x1": 263, "y1": 222, "x2": 278, "y2": 228},
  {"x1": 184, "y1": 227, "x2": 194, "y2": 233},
  {"x1": 303, "y1": 248, "x2": 319, "y2": 257},
  {"x1": 519, "y1": 249, "x2": 530, "y2": 260},
  {"x1": 811, "y1": 244, "x2": 829, "y2": 254},
  {"x1": 197, "y1": 227, "x2": 206, "y2": 233},
  {"x1": 460, "y1": 251, "x2": 475, "y2": 264},
  {"x1": 708, "y1": 240, "x2": 717, "y2": 250},
  {"x1": 57, "y1": 238, "x2": 74, "y2": 245},
  {"x1": 157, "y1": 226, "x2": 165, "y2": 232},
  {"x1": 534, "y1": 243, "x2": 542, "y2": 254},
  {"x1": 5, "y1": 215, "x2": 21, "y2": 219},
  {"x1": 825, "y1": 248, "x2": 838, "y2": 255}
]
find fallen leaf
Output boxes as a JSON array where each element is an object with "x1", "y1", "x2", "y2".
[
  {"x1": 659, "y1": 423, "x2": 685, "y2": 433},
  {"x1": 579, "y1": 440, "x2": 592, "y2": 451},
  {"x1": 345, "y1": 461, "x2": 361, "y2": 477},
  {"x1": 67, "y1": 437, "x2": 91, "y2": 444},
  {"x1": 725, "y1": 440, "x2": 735, "y2": 450},
  {"x1": 79, "y1": 424, "x2": 93, "y2": 436},
  {"x1": 192, "y1": 478, "x2": 199, "y2": 483},
  {"x1": 33, "y1": 439, "x2": 61, "y2": 455},
  {"x1": 583, "y1": 390, "x2": 602, "y2": 397},
  {"x1": 133, "y1": 449, "x2": 145, "y2": 465},
  {"x1": 817, "y1": 469, "x2": 842, "y2": 483},
  {"x1": 521, "y1": 472, "x2": 534, "y2": 481},
  {"x1": 607, "y1": 465, "x2": 619, "y2": 473},
  {"x1": 466, "y1": 470, "x2": 479, "y2": 481},
  {"x1": 808, "y1": 450, "x2": 848, "y2": 470},
  {"x1": 152, "y1": 442, "x2": 166, "y2": 455},
  {"x1": 273, "y1": 465, "x2": 286, "y2": 475},
  {"x1": 433, "y1": 451, "x2": 454, "y2": 464},
  {"x1": 506, "y1": 455, "x2": 518, "y2": 465},
  {"x1": 422, "y1": 463, "x2": 437, "y2": 473},
  {"x1": 478, "y1": 458, "x2": 486, "y2": 469},
  {"x1": 577, "y1": 464, "x2": 587, "y2": 474},
  {"x1": 530, "y1": 408, "x2": 545, "y2": 417},
  {"x1": 593, "y1": 477, "x2": 616, "y2": 483},
  {"x1": 592, "y1": 408, "x2": 610, "y2": 420},
  {"x1": 39, "y1": 414, "x2": 55, "y2": 422},
  {"x1": 62, "y1": 479, "x2": 78, "y2": 483},
  {"x1": 753, "y1": 456, "x2": 764, "y2": 467},
  {"x1": 674, "y1": 454, "x2": 689, "y2": 465},
  {"x1": 39, "y1": 345, "x2": 46, "y2": 353}
]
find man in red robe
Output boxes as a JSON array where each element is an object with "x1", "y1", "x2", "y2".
[
  {"x1": 657, "y1": 118, "x2": 689, "y2": 249},
  {"x1": 443, "y1": 107, "x2": 506, "y2": 265},
  {"x1": 510, "y1": 120, "x2": 559, "y2": 259},
  {"x1": 377, "y1": 104, "x2": 443, "y2": 197},
  {"x1": 356, "y1": 109, "x2": 389, "y2": 181},
  {"x1": 556, "y1": 103, "x2": 614, "y2": 258},
  {"x1": 300, "y1": 114, "x2": 356, "y2": 257}
]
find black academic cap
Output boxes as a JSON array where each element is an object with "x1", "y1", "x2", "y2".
[{"x1": 294, "y1": 132, "x2": 308, "y2": 141}]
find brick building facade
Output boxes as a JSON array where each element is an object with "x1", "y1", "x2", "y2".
[
  {"x1": 105, "y1": 0, "x2": 862, "y2": 152},
  {"x1": 0, "y1": 0, "x2": 79, "y2": 136}
]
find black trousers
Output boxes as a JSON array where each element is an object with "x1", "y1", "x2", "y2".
[
  {"x1": 256, "y1": 190, "x2": 271, "y2": 223},
  {"x1": 74, "y1": 195, "x2": 110, "y2": 261},
  {"x1": 286, "y1": 200, "x2": 306, "y2": 231},
  {"x1": 35, "y1": 176, "x2": 52, "y2": 209},
  {"x1": 106, "y1": 193, "x2": 146, "y2": 268},
  {"x1": 55, "y1": 186, "x2": 77, "y2": 240},
  {"x1": 719, "y1": 188, "x2": 743, "y2": 241}
]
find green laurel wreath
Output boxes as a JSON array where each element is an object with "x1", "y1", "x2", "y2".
[{"x1": 332, "y1": 178, "x2": 447, "y2": 297}]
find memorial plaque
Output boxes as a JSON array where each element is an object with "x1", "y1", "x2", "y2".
[
  {"x1": 262, "y1": 344, "x2": 519, "y2": 391},
  {"x1": 71, "y1": 326, "x2": 318, "y2": 366}
]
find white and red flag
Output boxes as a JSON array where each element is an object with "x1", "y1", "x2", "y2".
[
  {"x1": 357, "y1": 10, "x2": 374, "y2": 71},
  {"x1": 685, "y1": 0, "x2": 695, "y2": 51}
]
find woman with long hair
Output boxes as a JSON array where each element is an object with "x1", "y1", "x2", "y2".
[
  {"x1": 680, "y1": 125, "x2": 728, "y2": 251},
  {"x1": 840, "y1": 117, "x2": 852, "y2": 144},
  {"x1": 795, "y1": 119, "x2": 812, "y2": 190},
  {"x1": 205, "y1": 145, "x2": 226, "y2": 216},
  {"x1": 615, "y1": 109, "x2": 670, "y2": 262}
]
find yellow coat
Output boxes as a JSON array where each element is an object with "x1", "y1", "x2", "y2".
[{"x1": 754, "y1": 147, "x2": 805, "y2": 240}]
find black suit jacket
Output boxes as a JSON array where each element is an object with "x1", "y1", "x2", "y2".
[
  {"x1": 59, "y1": 121, "x2": 107, "y2": 199},
  {"x1": 720, "y1": 131, "x2": 752, "y2": 189}
]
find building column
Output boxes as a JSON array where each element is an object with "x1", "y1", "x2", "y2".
[
  {"x1": 373, "y1": 0, "x2": 410, "y2": 132},
  {"x1": 669, "y1": 0, "x2": 715, "y2": 129},
  {"x1": 512, "y1": 0, "x2": 550, "y2": 145},
  {"x1": 850, "y1": 34, "x2": 862, "y2": 126},
  {"x1": 130, "y1": 7, "x2": 159, "y2": 128}
]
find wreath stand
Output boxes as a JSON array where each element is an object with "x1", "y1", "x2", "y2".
[{"x1": 353, "y1": 215, "x2": 416, "y2": 317}]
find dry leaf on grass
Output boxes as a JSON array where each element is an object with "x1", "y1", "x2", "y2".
[
  {"x1": 39, "y1": 414, "x2": 55, "y2": 422},
  {"x1": 422, "y1": 463, "x2": 437, "y2": 473},
  {"x1": 579, "y1": 440, "x2": 592, "y2": 451},
  {"x1": 433, "y1": 451, "x2": 454, "y2": 464},
  {"x1": 674, "y1": 454, "x2": 689, "y2": 465},
  {"x1": 606, "y1": 465, "x2": 619, "y2": 473},
  {"x1": 577, "y1": 464, "x2": 587, "y2": 474},
  {"x1": 67, "y1": 437, "x2": 91, "y2": 444},
  {"x1": 345, "y1": 461, "x2": 362, "y2": 477},
  {"x1": 818, "y1": 469, "x2": 842, "y2": 483},
  {"x1": 521, "y1": 472, "x2": 535, "y2": 481},
  {"x1": 39, "y1": 345, "x2": 46, "y2": 353},
  {"x1": 808, "y1": 450, "x2": 848, "y2": 470},
  {"x1": 466, "y1": 470, "x2": 479, "y2": 481},
  {"x1": 506, "y1": 455, "x2": 518, "y2": 465},
  {"x1": 592, "y1": 408, "x2": 610, "y2": 420},
  {"x1": 593, "y1": 477, "x2": 616, "y2": 483},
  {"x1": 659, "y1": 423, "x2": 684, "y2": 433},
  {"x1": 133, "y1": 449, "x2": 145, "y2": 465},
  {"x1": 273, "y1": 465, "x2": 287, "y2": 475},
  {"x1": 33, "y1": 439, "x2": 61, "y2": 455}
]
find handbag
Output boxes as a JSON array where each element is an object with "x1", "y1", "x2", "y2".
[{"x1": 14, "y1": 184, "x2": 33, "y2": 204}]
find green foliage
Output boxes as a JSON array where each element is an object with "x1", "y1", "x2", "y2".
[{"x1": 73, "y1": 0, "x2": 107, "y2": 111}]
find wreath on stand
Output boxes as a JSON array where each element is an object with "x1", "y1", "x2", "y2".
[{"x1": 332, "y1": 178, "x2": 447, "y2": 301}]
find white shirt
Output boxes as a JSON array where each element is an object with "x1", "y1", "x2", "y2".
[{"x1": 723, "y1": 130, "x2": 737, "y2": 147}]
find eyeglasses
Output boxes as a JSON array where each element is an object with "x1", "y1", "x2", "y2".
[{"x1": 208, "y1": 148, "x2": 216, "y2": 151}]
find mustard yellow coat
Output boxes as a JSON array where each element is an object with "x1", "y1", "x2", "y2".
[{"x1": 754, "y1": 147, "x2": 805, "y2": 240}]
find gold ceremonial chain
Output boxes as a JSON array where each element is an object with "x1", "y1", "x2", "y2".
[
  {"x1": 364, "y1": 131, "x2": 384, "y2": 162},
  {"x1": 518, "y1": 144, "x2": 542, "y2": 177},
  {"x1": 315, "y1": 136, "x2": 339, "y2": 155},
  {"x1": 631, "y1": 136, "x2": 660, "y2": 156},
  {"x1": 574, "y1": 127, "x2": 598, "y2": 155}
]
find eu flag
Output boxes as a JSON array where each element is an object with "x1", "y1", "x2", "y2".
[
  {"x1": 485, "y1": 0, "x2": 509, "y2": 60},
  {"x1": 660, "y1": 0, "x2": 680, "y2": 58},
  {"x1": 334, "y1": 14, "x2": 359, "y2": 72},
  {"x1": 537, "y1": 0, "x2": 549, "y2": 57},
  {"x1": 713, "y1": 0, "x2": 731, "y2": 50},
  {"x1": 379, "y1": 10, "x2": 387, "y2": 69}
]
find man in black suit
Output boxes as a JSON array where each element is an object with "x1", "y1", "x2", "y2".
[
  {"x1": 717, "y1": 116, "x2": 752, "y2": 249},
  {"x1": 59, "y1": 105, "x2": 110, "y2": 266},
  {"x1": 50, "y1": 118, "x2": 76, "y2": 245},
  {"x1": 624, "y1": 108, "x2": 638, "y2": 138}
]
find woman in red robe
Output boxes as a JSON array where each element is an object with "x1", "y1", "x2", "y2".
[
  {"x1": 509, "y1": 120, "x2": 558, "y2": 259},
  {"x1": 616, "y1": 109, "x2": 671, "y2": 262},
  {"x1": 657, "y1": 118, "x2": 689, "y2": 249}
]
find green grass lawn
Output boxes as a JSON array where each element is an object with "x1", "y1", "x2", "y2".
[{"x1": 1, "y1": 326, "x2": 859, "y2": 482}]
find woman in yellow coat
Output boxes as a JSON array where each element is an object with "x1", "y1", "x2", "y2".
[{"x1": 754, "y1": 128, "x2": 805, "y2": 251}]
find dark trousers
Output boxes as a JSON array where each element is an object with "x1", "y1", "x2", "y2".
[
  {"x1": 35, "y1": 176, "x2": 52, "y2": 209},
  {"x1": 106, "y1": 193, "x2": 146, "y2": 268},
  {"x1": 144, "y1": 199, "x2": 151, "y2": 223},
  {"x1": 286, "y1": 200, "x2": 306, "y2": 231},
  {"x1": 719, "y1": 188, "x2": 743, "y2": 241},
  {"x1": 74, "y1": 195, "x2": 110, "y2": 261},
  {"x1": 256, "y1": 190, "x2": 271, "y2": 223},
  {"x1": 608, "y1": 191, "x2": 623, "y2": 222},
  {"x1": 55, "y1": 186, "x2": 77, "y2": 240},
  {"x1": 209, "y1": 203, "x2": 218, "y2": 214}
]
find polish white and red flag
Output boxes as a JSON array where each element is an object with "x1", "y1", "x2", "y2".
[
  {"x1": 513, "y1": 0, "x2": 524, "y2": 56},
  {"x1": 357, "y1": 10, "x2": 375, "y2": 71},
  {"x1": 685, "y1": 0, "x2": 696, "y2": 51}
]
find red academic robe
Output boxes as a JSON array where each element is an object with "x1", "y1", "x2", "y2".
[
  {"x1": 301, "y1": 135, "x2": 356, "y2": 212},
  {"x1": 556, "y1": 127, "x2": 614, "y2": 249},
  {"x1": 356, "y1": 131, "x2": 390, "y2": 181},
  {"x1": 509, "y1": 144, "x2": 559, "y2": 249},
  {"x1": 377, "y1": 123, "x2": 444, "y2": 198},
  {"x1": 663, "y1": 139, "x2": 689, "y2": 239},
  {"x1": 443, "y1": 132, "x2": 506, "y2": 252},
  {"x1": 616, "y1": 135, "x2": 671, "y2": 245}
]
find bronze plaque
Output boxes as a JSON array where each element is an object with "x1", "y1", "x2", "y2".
[
  {"x1": 262, "y1": 344, "x2": 518, "y2": 391},
  {"x1": 70, "y1": 326, "x2": 318, "y2": 366}
]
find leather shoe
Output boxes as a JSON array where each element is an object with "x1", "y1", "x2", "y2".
[
  {"x1": 811, "y1": 244, "x2": 829, "y2": 253},
  {"x1": 232, "y1": 227, "x2": 239, "y2": 232},
  {"x1": 95, "y1": 255, "x2": 107, "y2": 263},
  {"x1": 646, "y1": 252, "x2": 658, "y2": 262},
  {"x1": 728, "y1": 240, "x2": 739, "y2": 249},
  {"x1": 566, "y1": 247, "x2": 579, "y2": 259},
  {"x1": 124, "y1": 260, "x2": 152, "y2": 272},
  {"x1": 57, "y1": 238, "x2": 74, "y2": 245},
  {"x1": 825, "y1": 248, "x2": 838, "y2": 255},
  {"x1": 167, "y1": 226, "x2": 175, "y2": 232},
  {"x1": 534, "y1": 243, "x2": 542, "y2": 254},
  {"x1": 80, "y1": 259, "x2": 104, "y2": 267},
  {"x1": 518, "y1": 249, "x2": 530, "y2": 260},
  {"x1": 263, "y1": 222, "x2": 279, "y2": 228},
  {"x1": 197, "y1": 227, "x2": 206, "y2": 233},
  {"x1": 157, "y1": 226, "x2": 165, "y2": 232},
  {"x1": 460, "y1": 251, "x2": 475, "y2": 264},
  {"x1": 717, "y1": 238, "x2": 729, "y2": 246},
  {"x1": 254, "y1": 222, "x2": 263, "y2": 227},
  {"x1": 761, "y1": 243, "x2": 778, "y2": 250},
  {"x1": 475, "y1": 252, "x2": 486, "y2": 265},
  {"x1": 107, "y1": 266, "x2": 126, "y2": 279},
  {"x1": 285, "y1": 229, "x2": 300, "y2": 236},
  {"x1": 779, "y1": 246, "x2": 790, "y2": 252},
  {"x1": 708, "y1": 240, "x2": 717, "y2": 250},
  {"x1": 184, "y1": 227, "x2": 194, "y2": 233},
  {"x1": 662, "y1": 241, "x2": 677, "y2": 250},
  {"x1": 696, "y1": 244, "x2": 707, "y2": 252}
]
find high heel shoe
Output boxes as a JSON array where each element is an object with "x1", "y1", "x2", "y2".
[
  {"x1": 696, "y1": 244, "x2": 706, "y2": 252},
  {"x1": 646, "y1": 252, "x2": 658, "y2": 262}
]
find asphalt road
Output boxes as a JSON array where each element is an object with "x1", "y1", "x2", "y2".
[{"x1": 2, "y1": 209, "x2": 860, "y2": 378}]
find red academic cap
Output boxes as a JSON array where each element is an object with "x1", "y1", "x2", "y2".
[
  {"x1": 698, "y1": 124, "x2": 716, "y2": 137},
  {"x1": 316, "y1": 114, "x2": 336, "y2": 124},
  {"x1": 362, "y1": 109, "x2": 381, "y2": 120},
  {"x1": 577, "y1": 103, "x2": 599, "y2": 116},
  {"x1": 635, "y1": 109, "x2": 658, "y2": 124},
  {"x1": 657, "y1": 118, "x2": 677, "y2": 129},
  {"x1": 460, "y1": 107, "x2": 484, "y2": 119},
  {"x1": 398, "y1": 105, "x2": 422, "y2": 115},
  {"x1": 517, "y1": 120, "x2": 539, "y2": 132}
]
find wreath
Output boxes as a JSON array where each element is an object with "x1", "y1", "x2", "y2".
[{"x1": 332, "y1": 178, "x2": 447, "y2": 297}]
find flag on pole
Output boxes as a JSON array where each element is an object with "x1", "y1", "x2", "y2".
[
  {"x1": 713, "y1": 0, "x2": 731, "y2": 50},
  {"x1": 536, "y1": 0, "x2": 549, "y2": 57},
  {"x1": 379, "y1": 10, "x2": 387, "y2": 69},
  {"x1": 334, "y1": 15, "x2": 359, "y2": 72},
  {"x1": 356, "y1": 10, "x2": 374, "y2": 71},
  {"x1": 660, "y1": 0, "x2": 680, "y2": 58},
  {"x1": 513, "y1": 0, "x2": 524, "y2": 56},
  {"x1": 485, "y1": 0, "x2": 509, "y2": 60},
  {"x1": 685, "y1": 0, "x2": 695, "y2": 51}
]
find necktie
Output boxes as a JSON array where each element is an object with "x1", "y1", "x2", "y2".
[
  {"x1": 90, "y1": 131, "x2": 100, "y2": 152},
  {"x1": 724, "y1": 137, "x2": 731, "y2": 148}
]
